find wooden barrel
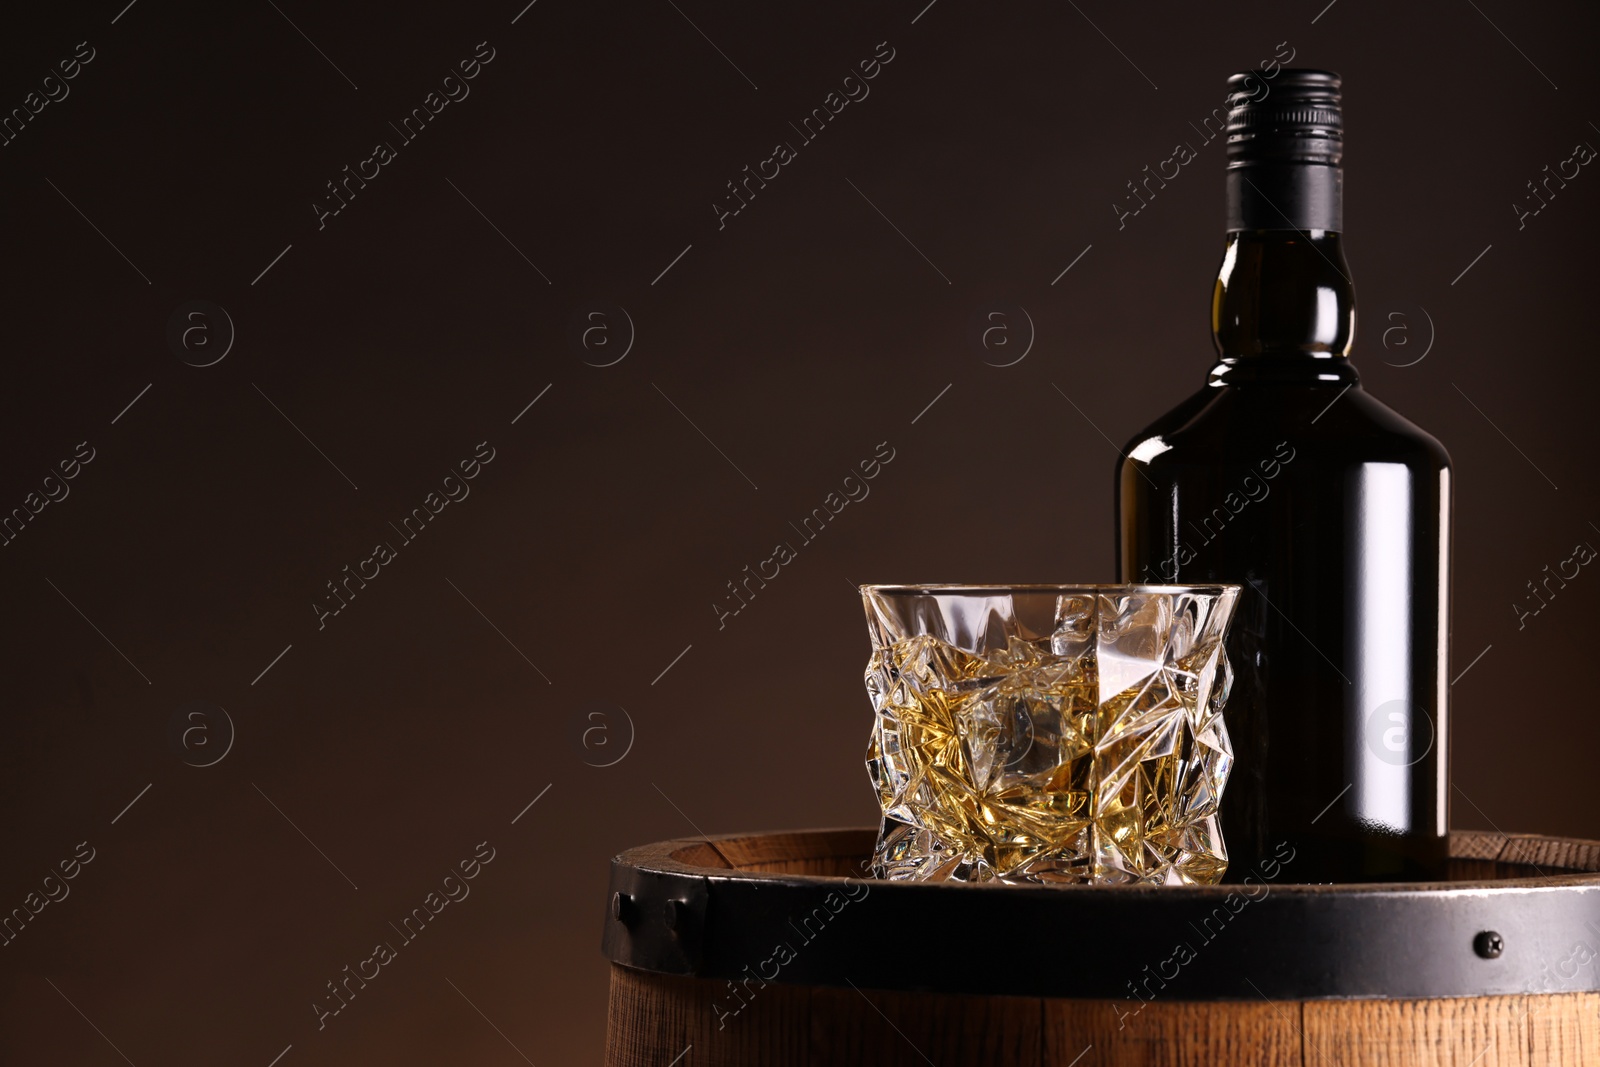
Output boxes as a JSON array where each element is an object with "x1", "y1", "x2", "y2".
[{"x1": 602, "y1": 828, "x2": 1600, "y2": 1065}]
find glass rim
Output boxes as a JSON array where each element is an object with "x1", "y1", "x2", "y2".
[{"x1": 859, "y1": 583, "x2": 1242, "y2": 597}]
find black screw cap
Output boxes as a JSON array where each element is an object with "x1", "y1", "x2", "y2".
[{"x1": 1226, "y1": 69, "x2": 1342, "y2": 167}]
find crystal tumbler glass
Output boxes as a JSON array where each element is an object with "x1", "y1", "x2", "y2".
[{"x1": 863, "y1": 584, "x2": 1241, "y2": 886}]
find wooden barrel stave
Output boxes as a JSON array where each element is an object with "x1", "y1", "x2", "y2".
[{"x1": 609, "y1": 970, "x2": 1600, "y2": 1067}]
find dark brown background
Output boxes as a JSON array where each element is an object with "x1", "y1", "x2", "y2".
[{"x1": 1, "y1": 0, "x2": 1596, "y2": 1062}]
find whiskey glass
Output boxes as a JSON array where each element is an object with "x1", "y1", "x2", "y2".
[{"x1": 863, "y1": 584, "x2": 1240, "y2": 885}]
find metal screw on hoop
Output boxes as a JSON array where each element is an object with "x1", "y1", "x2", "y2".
[{"x1": 1474, "y1": 931, "x2": 1505, "y2": 959}]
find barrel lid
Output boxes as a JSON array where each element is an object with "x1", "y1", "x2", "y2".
[{"x1": 601, "y1": 828, "x2": 1600, "y2": 1001}]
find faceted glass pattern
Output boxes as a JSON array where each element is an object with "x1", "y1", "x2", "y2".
[{"x1": 863, "y1": 585, "x2": 1240, "y2": 886}]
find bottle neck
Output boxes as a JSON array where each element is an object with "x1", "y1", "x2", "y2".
[{"x1": 1210, "y1": 229, "x2": 1358, "y2": 385}]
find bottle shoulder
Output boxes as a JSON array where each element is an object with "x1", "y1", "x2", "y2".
[
  {"x1": 1119, "y1": 377, "x2": 1451, "y2": 478},
  {"x1": 1119, "y1": 387, "x2": 1219, "y2": 457},
  {"x1": 1337, "y1": 387, "x2": 1452, "y2": 469}
]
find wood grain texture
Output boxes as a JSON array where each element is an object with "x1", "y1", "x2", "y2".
[
  {"x1": 606, "y1": 963, "x2": 812, "y2": 1067},
  {"x1": 1046, "y1": 999, "x2": 1302, "y2": 1067},
  {"x1": 1449, "y1": 830, "x2": 1510, "y2": 862},
  {"x1": 606, "y1": 967, "x2": 1600, "y2": 1066},
  {"x1": 809, "y1": 984, "x2": 1042, "y2": 1066},
  {"x1": 1299, "y1": 995, "x2": 1600, "y2": 1066},
  {"x1": 625, "y1": 828, "x2": 1600, "y2": 882},
  {"x1": 703, "y1": 828, "x2": 875, "y2": 871},
  {"x1": 1305, "y1": 996, "x2": 1530, "y2": 1066},
  {"x1": 1497, "y1": 833, "x2": 1600, "y2": 874},
  {"x1": 1527, "y1": 992, "x2": 1600, "y2": 1063}
]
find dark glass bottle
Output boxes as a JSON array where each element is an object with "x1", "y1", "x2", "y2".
[{"x1": 1115, "y1": 71, "x2": 1450, "y2": 883}]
